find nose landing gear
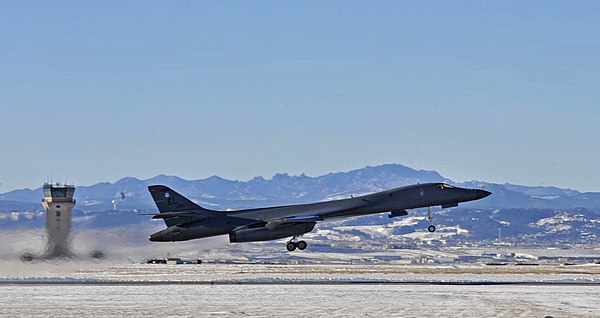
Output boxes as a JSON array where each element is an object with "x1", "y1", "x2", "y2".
[{"x1": 427, "y1": 206, "x2": 436, "y2": 232}]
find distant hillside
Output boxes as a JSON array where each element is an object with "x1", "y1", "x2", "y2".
[
  {"x1": 1, "y1": 163, "x2": 599, "y2": 212},
  {"x1": 2, "y1": 207, "x2": 597, "y2": 246},
  {"x1": 1, "y1": 164, "x2": 598, "y2": 246}
]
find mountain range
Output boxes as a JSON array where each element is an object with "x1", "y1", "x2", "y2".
[
  {"x1": 1, "y1": 164, "x2": 599, "y2": 212},
  {"x1": 1, "y1": 164, "x2": 598, "y2": 245}
]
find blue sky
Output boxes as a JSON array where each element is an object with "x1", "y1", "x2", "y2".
[{"x1": 1, "y1": 1, "x2": 599, "y2": 192}]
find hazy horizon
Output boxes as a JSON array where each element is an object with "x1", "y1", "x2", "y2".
[{"x1": 0, "y1": 162, "x2": 597, "y2": 194}]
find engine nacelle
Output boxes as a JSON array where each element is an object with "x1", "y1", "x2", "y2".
[
  {"x1": 149, "y1": 226, "x2": 192, "y2": 242},
  {"x1": 149, "y1": 223, "x2": 230, "y2": 242},
  {"x1": 229, "y1": 222, "x2": 316, "y2": 243}
]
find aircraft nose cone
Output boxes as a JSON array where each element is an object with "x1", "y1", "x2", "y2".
[{"x1": 477, "y1": 189, "x2": 492, "y2": 199}]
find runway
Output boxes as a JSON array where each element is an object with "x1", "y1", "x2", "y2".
[
  {"x1": 1, "y1": 263, "x2": 599, "y2": 317},
  {"x1": 1, "y1": 283, "x2": 598, "y2": 317}
]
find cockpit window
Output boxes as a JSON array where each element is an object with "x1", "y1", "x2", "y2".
[{"x1": 437, "y1": 184, "x2": 455, "y2": 190}]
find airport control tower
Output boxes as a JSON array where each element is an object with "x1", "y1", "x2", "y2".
[{"x1": 41, "y1": 183, "x2": 76, "y2": 257}]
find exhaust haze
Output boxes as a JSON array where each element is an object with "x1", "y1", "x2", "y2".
[{"x1": 0, "y1": 226, "x2": 229, "y2": 277}]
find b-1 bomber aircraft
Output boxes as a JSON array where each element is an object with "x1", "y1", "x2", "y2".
[{"x1": 146, "y1": 183, "x2": 490, "y2": 251}]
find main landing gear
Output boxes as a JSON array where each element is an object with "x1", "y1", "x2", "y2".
[
  {"x1": 286, "y1": 236, "x2": 307, "y2": 251},
  {"x1": 427, "y1": 206, "x2": 436, "y2": 232}
]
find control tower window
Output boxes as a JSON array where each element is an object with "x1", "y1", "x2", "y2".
[
  {"x1": 56, "y1": 205, "x2": 61, "y2": 208},
  {"x1": 56, "y1": 211, "x2": 61, "y2": 217},
  {"x1": 52, "y1": 188, "x2": 68, "y2": 197}
]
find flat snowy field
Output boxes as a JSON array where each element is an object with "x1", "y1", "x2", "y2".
[
  {"x1": 1, "y1": 262, "x2": 599, "y2": 317},
  {"x1": 1, "y1": 283, "x2": 598, "y2": 317}
]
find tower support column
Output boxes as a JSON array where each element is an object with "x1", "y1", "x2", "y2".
[{"x1": 41, "y1": 183, "x2": 76, "y2": 257}]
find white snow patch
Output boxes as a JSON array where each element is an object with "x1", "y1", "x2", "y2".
[
  {"x1": 531, "y1": 195, "x2": 560, "y2": 200},
  {"x1": 336, "y1": 225, "x2": 391, "y2": 237},
  {"x1": 81, "y1": 200, "x2": 102, "y2": 206},
  {"x1": 389, "y1": 217, "x2": 424, "y2": 227}
]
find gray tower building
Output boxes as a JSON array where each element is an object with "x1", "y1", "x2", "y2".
[{"x1": 41, "y1": 183, "x2": 76, "y2": 257}]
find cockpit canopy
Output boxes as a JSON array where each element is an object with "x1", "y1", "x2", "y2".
[{"x1": 437, "y1": 183, "x2": 455, "y2": 190}]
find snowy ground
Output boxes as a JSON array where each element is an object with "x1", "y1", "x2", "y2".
[
  {"x1": 1, "y1": 263, "x2": 599, "y2": 317},
  {"x1": 2, "y1": 261, "x2": 600, "y2": 283},
  {"x1": 1, "y1": 229, "x2": 599, "y2": 317},
  {"x1": 1, "y1": 283, "x2": 598, "y2": 317}
]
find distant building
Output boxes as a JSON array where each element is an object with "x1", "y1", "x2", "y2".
[{"x1": 41, "y1": 183, "x2": 76, "y2": 257}]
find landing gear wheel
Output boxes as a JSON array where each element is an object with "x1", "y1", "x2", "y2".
[
  {"x1": 286, "y1": 242, "x2": 297, "y2": 252},
  {"x1": 297, "y1": 240, "x2": 307, "y2": 250},
  {"x1": 428, "y1": 225, "x2": 436, "y2": 232}
]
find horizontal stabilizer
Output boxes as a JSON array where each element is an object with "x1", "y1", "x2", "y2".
[{"x1": 150, "y1": 212, "x2": 203, "y2": 219}]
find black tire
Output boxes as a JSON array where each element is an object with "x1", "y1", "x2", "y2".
[
  {"x1": 428, "y1": 225, "x2": 436, "y2": 232},
  {"x1": 90, "y1": 251, "x2": 104, "y2": 259},
  {"x1": 286, "y1": 242, "x2": 297, "y2": 251},
  {"x1": 297, "y1": 241, "x2": 308, "y2": 250}
]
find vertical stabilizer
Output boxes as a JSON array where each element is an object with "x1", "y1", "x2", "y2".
[{"x1": 148, "y1": 185, "x2": 219, "y2": 227}]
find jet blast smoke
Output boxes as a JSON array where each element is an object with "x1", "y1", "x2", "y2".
[{"x1": 1, "y1": 227, "x2": 229, "y2": 277}]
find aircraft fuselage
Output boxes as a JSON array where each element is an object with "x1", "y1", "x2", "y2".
[{"x1": 148, "y1": 183, "x2": 491, "y2": 246}]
